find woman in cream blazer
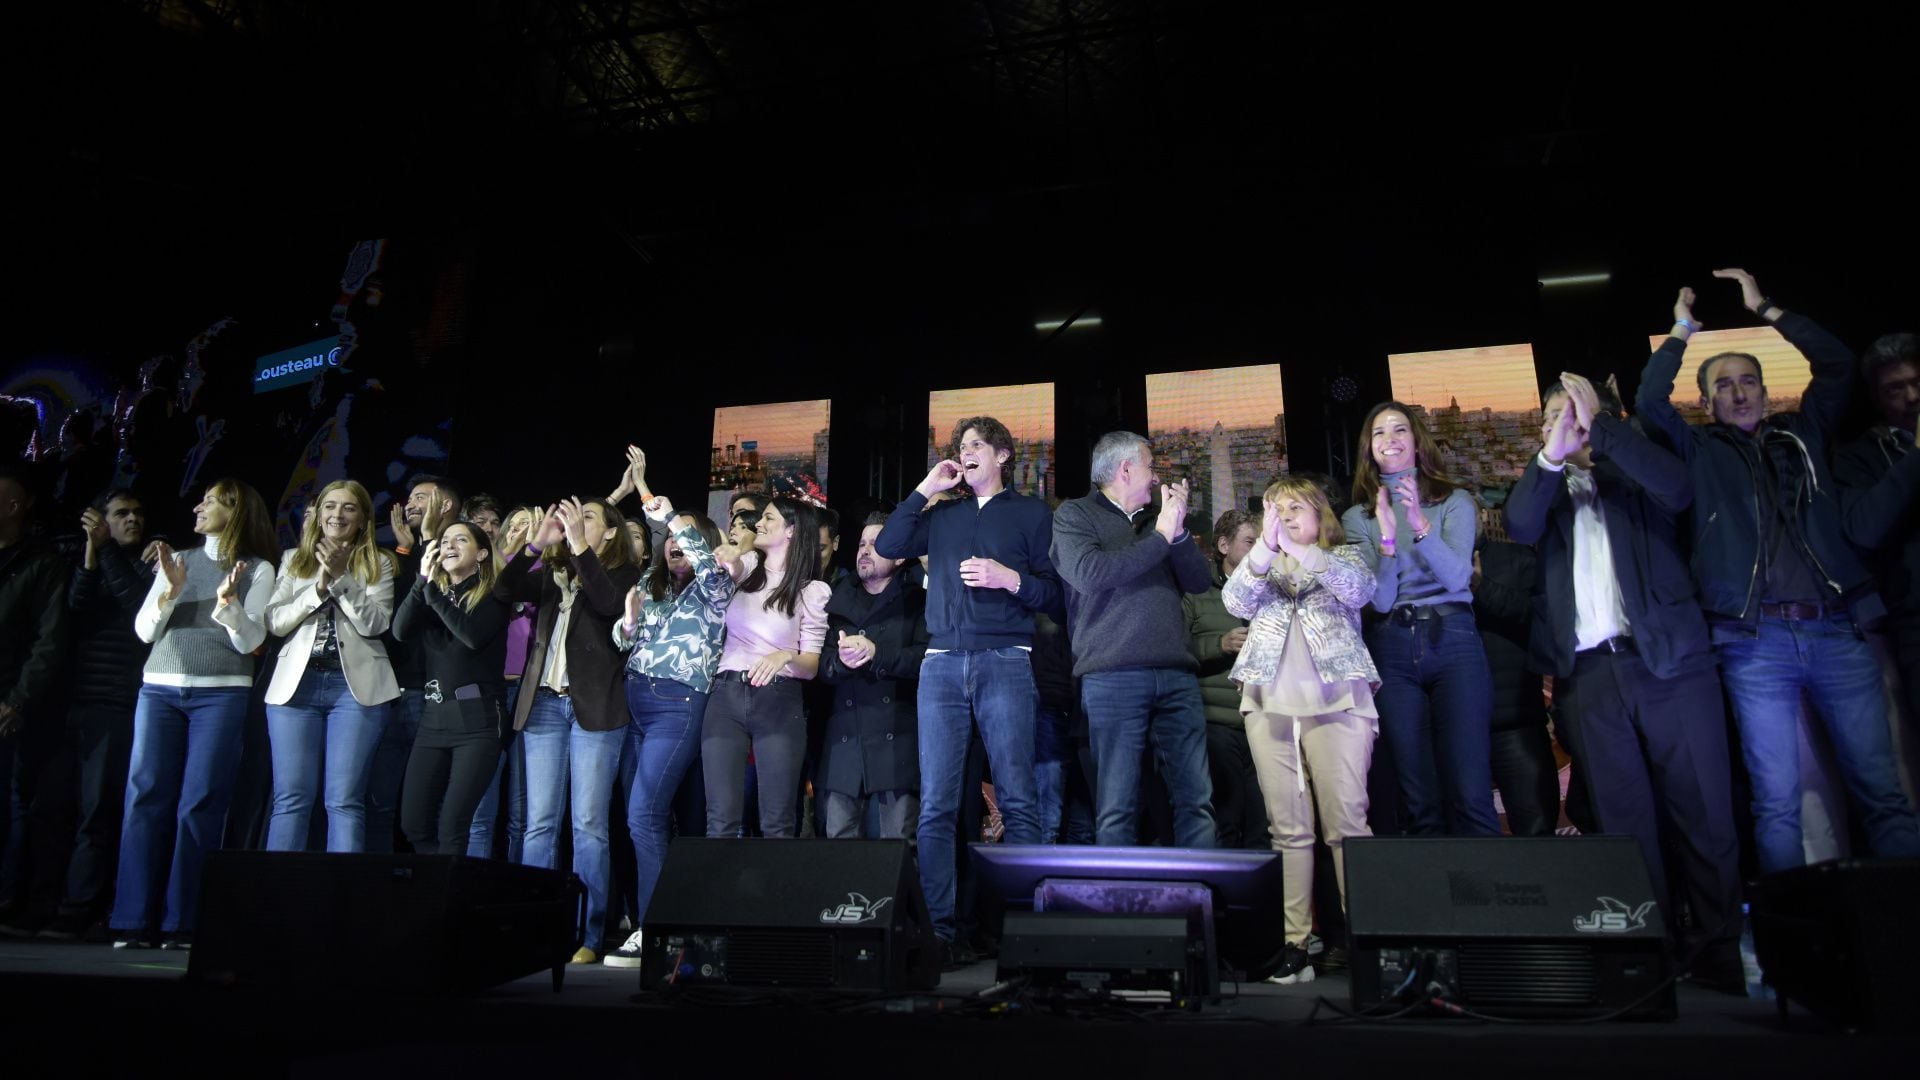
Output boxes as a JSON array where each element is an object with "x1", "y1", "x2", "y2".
[{"x1": 263, "y1": 480, "x2": 399, "y2": 852}]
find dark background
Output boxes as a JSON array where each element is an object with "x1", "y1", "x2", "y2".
[{"x1": 7, "y1": 1, "x2": 1915, "y2": 538}]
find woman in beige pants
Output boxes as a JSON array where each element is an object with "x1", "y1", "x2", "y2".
[{"x1": 1222, "y1": 477, "x2": 1381, "y2": 985}]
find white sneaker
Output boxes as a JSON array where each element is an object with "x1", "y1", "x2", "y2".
[{"x1": 603, "y1": 928, "x2": 645, "y2": 969}]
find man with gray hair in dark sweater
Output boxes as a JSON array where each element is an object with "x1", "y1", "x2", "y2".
[{"x1": 1052, "y1": 432, "x2": 1217, "y2": 847}]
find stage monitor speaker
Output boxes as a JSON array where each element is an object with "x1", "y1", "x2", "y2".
[
  {"x1": 1345, "y1": 836, "x2": 1674, "y2": 1019},
  {"x1": 189, "y1": 852, "x2": 583, "y2": 995},
  {"x1": 998, "y1": 911, "x2": 1201, "y2": 999},
  {"x1": 1750, "y1": 857, "x2": 1920, "y2": 1032},
  {"x1": 639, "y1": 838, "x2": 939, "y2": 994}
]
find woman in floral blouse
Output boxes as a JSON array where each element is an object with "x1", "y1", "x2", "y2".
[{"x1": 602, "y1": 494, "x2": 734, "y2": 969}]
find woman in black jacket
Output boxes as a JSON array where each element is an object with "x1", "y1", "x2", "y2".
[
  {"x1": 498, "y1": 496, "x2": 642, "y2": 965},
  {"x1": 394, "y1": 521, "x2": 510, "y2": 853}
]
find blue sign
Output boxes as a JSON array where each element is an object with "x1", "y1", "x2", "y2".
[
  {"x1": 741, "y1": 440, "x2": 758, "y2": 452},
  {"x1": 254, "y1": 336, "x2": 344, "y2": 393}
]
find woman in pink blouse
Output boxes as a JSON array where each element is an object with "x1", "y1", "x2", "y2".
[{"x1": 703, "y1": 496, "x2": 830, "y2": 838}]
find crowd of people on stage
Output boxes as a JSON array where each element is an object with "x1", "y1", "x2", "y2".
[{"x1": 0, "y1": 268, "x2": 1915, "y2": 989}]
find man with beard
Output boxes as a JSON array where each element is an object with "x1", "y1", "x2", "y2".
[{"x1": 819, "y1": 513, "x2": 930, "y2": 839}]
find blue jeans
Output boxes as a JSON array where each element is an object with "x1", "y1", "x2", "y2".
[
  {"x1": 1081, "y1": 668, "x2": 1217, "y2": 848},
  {"x1": 917, "y1": 648, "x2": 1040, "y2": 942},
  {"x1": 1366, "y1": 612, "x2": 1499, "y2": 836},
  {"x1": 468, "y1": 682, "x2": 527, "y2": 861},
  {"x1": 364, "y1": 689, "x2": 422, "y2": 853},
  {"x1": 621, "y1": 677, "x2": 704, "y2": 927},
  {"x1": 1034, "y1": 704, "x2": 1071, "y2": 844},
  {"x1": 109, "y1": 685, "x2": 249, "y2": 934},
  {"x1": 264, "y1": 668, "x2": 390, "y2": 852},
  {"x1": 521, "y1": 688, "x2": 626, "y2": 951},
  {"x1": 1718, "y1": 614, "x2": 1920, "y2": 874}
]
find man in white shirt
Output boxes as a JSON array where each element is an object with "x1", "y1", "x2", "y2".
[{"x1": 1504, "y1": 373, "x2": 1743, "y2": 993}]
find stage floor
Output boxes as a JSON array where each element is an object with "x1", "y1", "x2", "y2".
[{"x1": 0, "y1": 935, "x2": 1907, "y2": 1076}]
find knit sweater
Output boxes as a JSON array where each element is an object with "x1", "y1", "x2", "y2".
[
  {"x1": 136, "y1": 534, "x2": 275, "y2": 687},
  {"x1": 1340, "y1": 473, "x2": 1478, "y2": 611},
  {"x1": 1051, "y1": 489, "x2": 1213, "y2": 677}
]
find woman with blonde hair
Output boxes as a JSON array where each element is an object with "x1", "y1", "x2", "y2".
[
  {"x1": 112, "y1": 478, "x2": 279, "y2": 949},
  {"x1": 395, "y1": 521, "x2": 512, "y2": 852},
  {"x1": 1224, "y1": 476, "x2": 1379, "y2": 985},
  {"x1": 262, "y1": 480, "x2": 398, "y2": 852}
]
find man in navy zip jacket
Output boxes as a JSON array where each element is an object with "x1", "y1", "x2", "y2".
[
  {"x1": 875, "y1": 416, "x2": 1063, "y2": 954},
  {"x1": 1506, "y1": 373, "x2": 1742, "y2": 987},
  {"x1": 1634, "y1": 271, "x2": 1920, "y2": 874}
]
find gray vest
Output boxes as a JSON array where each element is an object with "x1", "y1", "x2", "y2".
[{"x1": 143, "y1": 548, "x2": 257, "y2": 682}]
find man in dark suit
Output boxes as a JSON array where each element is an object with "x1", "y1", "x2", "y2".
[{"x1": 1504, "y1": 372, "x2": 1742, "y2": 990}]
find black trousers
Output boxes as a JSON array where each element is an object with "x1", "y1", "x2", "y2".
[
  {"x1": 1557, "y1": 647, "x2": 1742, "y2": 952},
  {"x1": 1490, "y1": 724, "x2": 1560, "y2": 837},
  {"x1": 401, "y1": 732, "x2": 502, "y2": 855},
  {"x1": 1205, "y1": 722, "x2": 1270, "y2": 849},
  {"x1": 55, "y1": 702, "x2": 135, "y2": 915}
]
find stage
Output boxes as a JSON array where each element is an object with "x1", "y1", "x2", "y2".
[{"x1": 0, "y1": 936, "x2": 1907, "y2": 1077}]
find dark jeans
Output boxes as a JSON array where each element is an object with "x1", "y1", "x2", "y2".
[
  {"x1": 468, "y1": 682, "x2": 527, "y2": 861},
  {"x1": 1558, "y1": 649, "x2": 1742, "y2": 951},
  {"x1": 364, "y1": 688, "x2": 423, "y2": 854},
  {"x1": 917, "y1": 648, "x2": 1040, "y2": 942},
  {"x1": 702, "y1": 675, "x2": 805, "y2": 838},
  {"x1": 1206, "y1": 722, "x2": 1270, "y2": 848},
  {"x1": 1366, "y1": 612, "x2": 1499, "y2": 836},
  {"x1": 1081, "y1": 667, "x2": 1216, "y2": 848},
  {"x1": 59, "y1": 702, "x2": 135, "y2": 917},
  {"x1": 1034, "y1": 704, "x2": 1071, "y2": 843},
  {"x1": 1490, "y1": 724, "x2": 1560, "y2": 837},
  {"x1": 622, "y1": 676, "x2": 704, "y2": 927},
  {"x1": 1718, "y1": 614, "x2": 1920, "y2": 872},
  {"x1": 401, "y1": 731, "x2": 502, "y2": 854},
  {"x1": 110, "y1": 685, "x2": 249, "y2": 934},
  {"x1": 0, "y1": 717, "x2": 56, "y2": 914}
]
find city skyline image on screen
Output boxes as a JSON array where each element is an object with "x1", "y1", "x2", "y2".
[
  {"x1": 1387, "y1": 342, "x2": 1542, "y2": 495},
  {"x1": 710, "y1": 397, "x2": 832, "y2": 521},
  {"x1": 1145, "y1": 365, "x2": 1288, "y2": 525},
  {"x1": 928, "y1": 382, "x2": 1056, "y2": 501}
]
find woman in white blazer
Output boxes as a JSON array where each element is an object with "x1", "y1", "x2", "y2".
[{"x1": 263, "y1": 480, "x2": 399, "y2": 852}]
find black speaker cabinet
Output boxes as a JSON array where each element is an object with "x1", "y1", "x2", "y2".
[
  {"x1": 1345, "y1": 836, "x2": 1675, "y2": 1018},
  {"x1": 1750, "y1": 857, "x2": 1920, "y2": 1032},
  {"x1": 639, "y1": 838, "x2": 939, "y2": 994},
  {"x1": 189, "y1": 852, "x2": 583, "y2": 994}
]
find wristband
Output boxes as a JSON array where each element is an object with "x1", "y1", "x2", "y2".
[
  {"x1": 1673, "y1": 317, "x2": 1700, "y2": 333},
  {"x1": 1753, "y1": 298, "x2": 1776, "y2": 318},
  {"x1": 394, "y1": 544, "x2": 412, "y2": 556}
]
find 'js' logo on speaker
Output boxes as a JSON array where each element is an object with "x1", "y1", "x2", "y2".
[
  {"x1": 820, "y1": 893, "x2": 894, "y2": 925},
  {"x1": 1573, "y1": 897, "x2": 1654, "y2": 934}
]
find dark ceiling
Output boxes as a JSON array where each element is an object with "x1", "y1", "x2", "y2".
[{"x1": 10, "y1": 3, "x2": 1917, "y2": 484}]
